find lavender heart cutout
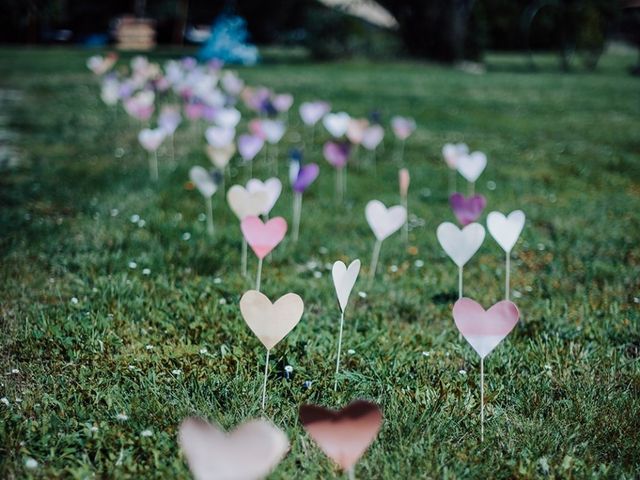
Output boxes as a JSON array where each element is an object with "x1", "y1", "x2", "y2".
[
  {"x1": 449, "y1": 193, "x2": 487, "y2": 226},
  {"x1": 323, "y1": 141, "x2": 351, "y2": 169}
]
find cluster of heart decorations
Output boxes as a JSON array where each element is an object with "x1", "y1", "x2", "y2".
[{"x1": 89, "y1": 54, "x2": 527, "y2": 478}]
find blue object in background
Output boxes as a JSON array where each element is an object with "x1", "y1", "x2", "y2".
[{"x1": 198, "y1": 14, "x2": 258, "y2": 65}]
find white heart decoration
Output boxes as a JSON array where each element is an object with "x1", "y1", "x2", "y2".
[
  {"x1": 178, "y1": 417, "x2": 289, "y2": 480},
  {"x1": 246, "y1": 178, "x2": 282, "y2": 216},
  {"x1": 332, "y1": 259, "x2": 361, "y2": 312},
  {"x1": 240, "y1": 290, "x2": 304, "y2": 350},
  {"x1": 436, "y1": 222, "x2": 485, "y2": 267},
  {"x1": 365, "y1": 200, "x2": 407, "y2": 242},
  {"x1": 205, "y1": 126, "x2": 236, "y2": 148},
  {"x1": 457, "y1": 151, "x2": 487, "y2": 182},
  {"x1": 299, "y1": 101, "x2": 330, "y2": 126},
  {"x1": 323, "y1": 112, "x2": 351, "y2": 138},
  {"x1": 189, "y1": 166, "x2": 217, "y2": 198},
  {"x1": 206, "y1": 144, "x2": 236, "y2": 169},
  {"x1": 361, "y1": 125, "x2": 384, "y2": 151},
  {"x1": 487, "y1": 210, "x2": 525, "y2": 252},
  {"x1": 261, "y1": 119, "x2": 286, "y2": 144},
  {"x1": 213, "y1": 107, "x2": 242, "y2": 129},
  {"x1": 138, "y1": 128, "x2": 166, "y2": 152},
  {"x1": 227, "y1": 185, "x2": 269, "y2": 220}
]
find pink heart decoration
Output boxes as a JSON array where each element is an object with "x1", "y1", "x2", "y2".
[
  {"x1": 323, "y1": 141, "x2": 351, "y2": 169},
  {"x1": 241, "y1": 216, "x2": 288, "y2": 259},
  {"x1": 391, "y1": 116, "x2": 416, "y2": 140},
  {"x1": 453, "y1": 298, "x2": 519, "y2": 359},
  {"x1": 273, "y1": 93, "x2": 294, "y2": 112},
  {"x1": 449, "y1": 193, "x2": 487, "y2": 226},
  {"x1": 399, "y1": 168, "x2": 410, "y2": 197}
]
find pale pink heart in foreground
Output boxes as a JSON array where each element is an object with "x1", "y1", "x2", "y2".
[
  {"x1": 138, "y1": 128, "x2": 166, "y2": 152},
  {"x1": 391, "y1": 116, "x2": 416, "y2": 140},
  {"x1": 299, "y1": 400, "x2": 383, "y2": 472},
  {"x1": 436, "y1": 222, "x2": 485, "y2": 267},
  {"x1": 453, "y1": 298, "x2": 519, "y2": 359},
  {"x1": 442, "y1": 143, "x2": 469, "y2": 169},
  {"x1": 457, "y1": 151, "x2": 487, "y2": 182},
  {"x1": 323, "y1": 112, "x2": 351, "y2": 138},
  {"x1": 399, "y1": 168, "x2": 410, "y2": 197},
  {"x1": 486, "y1": 210, "x2": 525, "y2": 252},
  {"x1": 241, "y1": 216, "x2": 287, "y2": 259},
  {"x1": 365, "y1": 200, "x2": 407, "y2": 241},
  {"x1": 332, "y1": 259, "x2": 361, "y2": 312},
  {"x1": 205, "y1": 126, "x2": 235, "y2": 148},
  {"x1": 240, "y1": 290, "x2": 304, "y2": 350},
  {"x1": 299, "y1": 101, "x2": 330, "y2": 126},
  {"x1": 361, "y1": 125, "x2": 384, "y2": 151},
  {"x1": 178, "y1": 417, "x2": 289, "y2": 480},
  {"x1": 246, "y1": 178, "x2": 282, "y2": 215}
]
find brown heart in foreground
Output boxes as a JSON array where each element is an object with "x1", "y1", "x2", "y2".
[
  {"x1": 299, "y1": 400, "x2": 383, "y2": 471},
  {"x1": 178, "y1": 417, "x2": 289, "y2": 480}
]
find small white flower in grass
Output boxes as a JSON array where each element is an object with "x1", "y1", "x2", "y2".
[
  {"x1": 390, "y1": 265, "x2": 398, "y2": 273},
  {"x1": 634, "y1": 297, "x2": 640, "y2": 304},
  {"x1": 130, "y1": 214, "x2": 140, "y2": 223},
  {"x1": 347, "y1": 349, "x2": 355, "y2": 355},
  {"x1": 175, "y1": 213, "x2": 183, "y2": 221},
  {"x1": 513, "y1": 290, "x2": 522, "y2": 299},
  {"x1": 142, "y1": 268, "x2": 151, "y2": 276},
  {"x1": 306, "y1": 261, "x2": 318, "y2": 270},
  {"x1": 182, "y1": 232, "x2": 191, "y2": 241},
  {"x1": 537, "y1": 243, "x2": 545, "y2": 251},
  {"x1": 459, "y1": 369, "x2": 467, "y2": 375},
  {"x1": 172, "y1": 369, "x2": 182, "y2": 375},
  {"x1": 414, "y1": 259, "x2": 424, "y2": 268},
  {"x1": 219, "y1": 298, "x2": 226, "y2": 305},
  {"x1": 284, "y1": 365, "x2": 293, "y2": 373},
  {"x1": 71, "y1": 297, "x2": 79, "y2": 304},
  {"x1": 25, "y1": 458, "x2": 38, "y2": 469},
  {"x1": 128, "y1": 261, "x2": 137, "y2": 269},
  {"x1": 319, "y1": 246, "x2": 328, "y2": 254},
  {"x1": 115, "y1": 147, "x2": 125, "y2": 158},
  {"x1": 15, "y1": 397, "x2": 22, "y2": 403},
  {"x1": 140, "y1": 429, "x2": 153, "y2": 437},
  {"x1": 145, "y1": 345, "x2": 154, "y2": 350},
  {"x1": 198, "y1": 213, "x2": 206, "y2": 222},
  {"x1": 213, "y1": 277, "x2": 222, "y2": 284},
  {"x1": 110, "y1": 209, "x2": 119, "y2": 217},
  {"x1": 137, "y1": 219, "x2": 146, "y2": 228},
  {"x1": 324, "y1": 263, "x2": 332, "y2": 270},
  {"x1": 91, "y1": 425, "x2": 99, "y2": 432},
  {"x1": 486, "y1": 180, "x2": 496, "y2": 191},
  {"x1": 358, "y1": 291, "x2": 367, "y2": 299},
  {"x1": 128, "y1": 365, "x2": 135, "y2": 370},
  {"x1": 422, "y1": 351, "x2": 430, "y2": 357},
  {"x1": 1, "y1": 397, "x2": 9, "y2": 406},
  {"x1": 544, "y1": 364, "x2": 552, "y2": 371},
  {"x1": 116, "y1": 413, "x2": 129, "y2": 421},
  {"x1": 313, "y1": 271, "x2": 322, "y2": 278},
  {"x1": 199, "y1": 347, "x2": 208, "y2": 354},
  {"x1": 11, "y1": 369, "x2": 19, "y2": 374}
]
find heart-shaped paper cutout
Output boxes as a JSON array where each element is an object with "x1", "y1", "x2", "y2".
[
  {"x1": 365, "y1": 200, "x2": 407, "y2": 241},
  {"x1": 240, "y1": 290, "x2": 303, "y2": 349},
  {"x1": 291, "y1": 163, "x2": 320, "y2": 193},
  {"x1": 453, "y1": 298, "x2": 519, "y2": 358},
  {"x1": 241, "y1": 216, "x2": 287, "y2": 259},
  {"x1": 237, "y1": 134, "x2": 265, "y2": 162},
  {"x1": 436, "y1": 222, "x2": 485, "y2": 267},
  {"x1": 159, "y1": 106, "x2": 181, "y2": 135},
  {"x1": 261, "y1": 119, "x2": 286, "y2": 144},
  {"x1": 487, "y1": 210, "x2": 525, "y2": 252},
  {"x1": 361, "y1": 125, "x2": 384, "y2": 151},
  {"x1": 391, "y1": 116, "x2": 416, "y2": 140},
  {"x1": 332, "y1": 260, "x2": 361, "y2": 312},
  {"x1": 323, "y1": 112, "x2": 351, "y2": 138},
  {"x1": 206, "y1": 143, "x2": 236, "y2": 169},
  {"x1": 449, "y1": 193, "x2": 487, "y2": 226},
  {"x1": 346, "y1": 118, "x2": 369, "y2": 145},
  {"x1": 178, "y1": 417, "x2": 289, "y2": 480},
  {"x1": 205, "y1": 126, "x2": 236, "y2": 148},
  {"x1": 457, "y1": 151, "x2": 487, "y2": 182},
  {"x1": 442, "y1": 143, "x2": 468, "y2": 169},
  {"x1": 299, "y1": 101, "x2": 330, "y2": 126},
  {"x1": 246, "y1": 178, "x2": 282, "y2": 215},
  {"x1": 138, "y1": 128, "x2": 166, "y2": 152},
  {"x1": 213, "y1": 107, "x2": 241, "y2": 129},
  {"x1": 273, "y1": 93, "x2": 294, "y2": 113},
  {"x1": 189, "y1": 166, "x2": 217, "y2": 198},
  {"x1": 227, "y1": 185, "x2": 269, "y2": 220},
  {"x1": 323, "y1": 141, "x2": 351, "y2": 169},
  {"x1": 299, "y1": 400, "x2": 382, "y2": 472}
]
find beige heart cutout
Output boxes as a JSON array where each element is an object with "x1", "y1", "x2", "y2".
[
  {"x1": 179, "y1": 417, "x2": 289, "y2": 480},
  {"x1": 240, "y1": 290, "x2": 304, "y2": 350},
  {"x1": 206, "y1": 144, "x2": 236, "y2": 169},
  {"x1": 227, "y1": 185, "x2": 269, "y2": 221}
]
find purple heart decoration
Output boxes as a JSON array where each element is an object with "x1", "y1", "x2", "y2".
[
  {"x1": 237, "y1": 134, "x2": 264, "y2": 162},
  {"x1": 449, "y1": 193, "x2": 487, "y2": 226},
  {"x1": 289, "y1": 151, "x2": 319, "y2": 193},
  {"x1": 323, "y1": 141, "x2": 351, "y2": 169}
]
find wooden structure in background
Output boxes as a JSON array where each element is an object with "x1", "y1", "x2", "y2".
[{"x1": 114, "y1": 16, "x2": 156, "y2": 51}]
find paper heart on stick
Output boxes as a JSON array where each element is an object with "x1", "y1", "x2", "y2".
[
  {"x1": 487, "y1": 210, "x2": 525, "y2": 252},
  {"x1": 365, "y1": 200, "x2": 407, "y2": 241},
  {"x1": 138, "y1": 128, "x2": 166, "y2": 152},
  {"x1": 290, "y1": 162, "x2": 319, "y2": 193},
  {"x1": 442, "y1": 143, "x2": 469, "y2": 169},
  {"x1": 391, "y1": 116, "x2": 416, "y2": 140},
  {"x1": 241, "y1": 216, "x2": 287, "y2": 260},
  {"x1": 189, "y1": 166, "x2": 217, "y2": 198},
  {"x1": 323, "y1": 141, "x2": 351, "y2": 169},
  {"x1": 299, "y1": 101, "x2": 330, "y2": 126},
  {"x1": 449, "y1": 193, "x2": 487, "y2": 226},
  {"x1": 323, "y1": 112, "x2": 351, "y2": 138},
  {"x1": 436, "y1": 222, "x2": 485, "y2": 267},
  {"x1": 213, "y1": 107, "x2": 241, "y2": 129},
  {"x1": 346, "y1": 119, "x2": 369, "y2": 145},
  {"x1": 240, "y1": 290, "x2": 303, "y2": 349},
  {"x1": 332, "y1": 260, "x2": 361, "y2": 312},
  {"x1": 237, "y1": 134, "x2": 265, "y2": 162},
  {"x1": 361, "y1": 125, "x2": 384, "y2": 151},
  {"x1": 299, "y1": 400, "x2": 383, "y2": 472},
  {"x1": 457, "y1": 151, "x2": 487, "y2": 182},
  {"x1": 227, "y1": 185, "x2": 269, "y2": 220},
  {"x1": 453, "y1": 298, "x2": 519, "y2": 358},
  {"x1": 246, "y1": 178, "x2": 282, "y2": 216},
  {"x1": 272, "y1": 93, "x2": 294, "y2": 113},
  {"x1": 206, "y1": 126, "x2": 235, "y2": 148},
  {"x1": 261, "y1": 119, "x2": 286, "y2": 144},
  {"x1": 206, "y1": 144, "x2": 236, "y2": 169},
  {"x1": 178, "y1": 417, "x2": 289, "y2": 480}
]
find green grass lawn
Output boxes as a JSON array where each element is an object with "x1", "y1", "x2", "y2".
[{"x1": 1, "y1": 47, "x2": 639, "y2": 479}]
